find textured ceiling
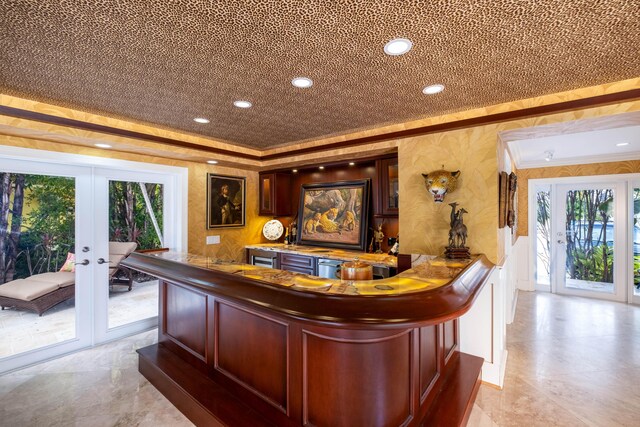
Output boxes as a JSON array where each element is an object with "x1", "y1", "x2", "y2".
[{"x1": 1, "y1": 1, "x2": 639, "y2": 150}]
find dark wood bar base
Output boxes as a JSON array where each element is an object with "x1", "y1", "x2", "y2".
[
  {"x1": 138, "y1": 344, "x2": 272, "y2": 427},
  {"x1": 138, "y1": 342, "x2": 482, "y2": 427},
  {"x1": 138, "y1": 278, "x2": 484, "y2": 427},
  {"x1": 123, "y1": 253, "x2": 492, "y2": 427}
]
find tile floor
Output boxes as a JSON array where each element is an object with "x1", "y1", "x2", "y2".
[
  {"x1": 470, "y1": 291, "x2": 640, "y2": 427},
  {"x1": 1, "y1": 291, "x2": 639, "y2": 426}
]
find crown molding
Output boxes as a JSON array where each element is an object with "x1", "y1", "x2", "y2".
[
  {"x1": 2, "y1": 88, "x2": 640, "y2": 164},
  {"x1": 517, "y1": 151, "x2": 640, "y2": 169}
]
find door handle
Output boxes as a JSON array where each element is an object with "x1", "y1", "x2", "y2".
[
  {"x1": 96, "y1": 258, "x2": 108, "y2": 264},
  {"x1": 557, "y1": 240, "x2": 565, "y2": 244},
  {"x1": 74, "y1": 259, "x2": 90, "y2": 266}
]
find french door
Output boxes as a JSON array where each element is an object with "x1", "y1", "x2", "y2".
[
  {"x1": 533, "y1": 176, "x2": 638, "y2": 304},
  {"x1": 552, "y1": 182, "x2": 626, "y2": 302},
  {"x1": 0, "y1": 147, "x2": 185, "y2": 373},
  {"x1": 93, "y1": 168, "x2": 180, "y2": 343}
]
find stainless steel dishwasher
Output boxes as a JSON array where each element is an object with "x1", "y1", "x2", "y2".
[{"x1": 317, "y1": 258, "x2": 342, "y2": 278}]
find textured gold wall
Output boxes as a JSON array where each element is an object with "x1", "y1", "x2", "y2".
[
  {"x1": 398, "y1": 125, "x2": 500, "y2": 263},
  {"x1": 3, "y1": 79, "x2": 640, "y2": 265},
  {"x1": 517, "y1": 160, "x2": 640, "y2": 236},
  {"x1": 0, "y1": 134, "x2": 261, "y2": 262},
  {"x1": 399, "y1": 99, "x2": 640, "y2": 264}
]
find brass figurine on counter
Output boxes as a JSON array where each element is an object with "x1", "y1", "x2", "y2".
[
  {"x1": 369, "y1": 223, "x2": 385, "y2": 254},
  {"x1": 445, "y1": 202, "x2": 470, "y2": 259}
]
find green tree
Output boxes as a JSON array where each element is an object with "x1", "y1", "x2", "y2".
[{"x1": 109, "y1": 181, "x2": 163, "y2": 250}]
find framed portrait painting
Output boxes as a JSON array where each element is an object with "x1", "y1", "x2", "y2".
[
  {"x1": 207, "y1": 174, "x2": 246, "y2": 228},
  {"x1": 296, "y1": 179, "x2": 370, "y2": 251}
]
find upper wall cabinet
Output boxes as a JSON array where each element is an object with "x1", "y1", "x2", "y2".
[
  {"x1": 376, "y1": 157, "x2": 399, "y2": 217},
  {"x1": 259, "y1": 172, "x2": 292, "y2": 216}
]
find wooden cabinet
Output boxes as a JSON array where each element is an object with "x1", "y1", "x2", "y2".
[
  {"x1": 376, "y1": 157, "x2": 399, "y2": 216},
  {"x1": 278, "y1": 252, "x2": 316, "y2": 275},
  {"x1": 259, "y1": 172, "x2": 292, "y2": 216}
]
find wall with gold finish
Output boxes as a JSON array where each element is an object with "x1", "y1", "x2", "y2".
[
  {"x1": 0, "y1": 134, "x2": 262, "y2": 262},
  {"x1": 517, "y1": 160, "x2": 640, "y2": 236},
  {"x1": 3, "y1": 79, "x2": 640, "y2": 265},
  {"x1": 398, "y1": 125, "x2": 500, "y2": 263},
  {"x1": 399, "y1": 98, "x2": 640, "y2": 265}
]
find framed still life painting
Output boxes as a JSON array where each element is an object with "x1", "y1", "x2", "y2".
[
  {"x1": 207, "y1": 174, "x2": 246, "y2": 228},
  {"x1": 296, "y1": 179, "x2": 370, "y2": 251}
]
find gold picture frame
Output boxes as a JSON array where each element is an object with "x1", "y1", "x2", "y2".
[{"x1": 207, "y1": 174, "x2": 246, "y2": 228}]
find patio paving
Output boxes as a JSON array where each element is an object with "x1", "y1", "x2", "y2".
[{"x1": 0, "y1": 280, "x2": 158, "y2": 359}]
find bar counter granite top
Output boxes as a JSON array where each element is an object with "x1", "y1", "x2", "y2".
[
  {"x1": 138, "y1": 251, "x2": 477, "y2": 296},
  {"x1": 244, "y1": 243, "x2": 398, "y2": 267}
]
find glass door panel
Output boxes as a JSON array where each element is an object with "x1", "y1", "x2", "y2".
[
  {"x1": 0, "y1": 160, "x2": 92, "y2": 373},
  {"x1": 535, "y1": 187, "x2": 551, "y2": 289},
  {"x1": 554, "y1": 183, "x2": 625, "y2": 301},
  {"x1": 632, "y1": 187, "x2": 640, "y2": 302},
  {"x1": 93, "y1": 167, "x2": 177, "y2": 343},
  {"x1": 106, "y1": 180, "x2": 163, "y2": 329}
]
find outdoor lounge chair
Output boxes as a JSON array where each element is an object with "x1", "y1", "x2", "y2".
[
  {"x1": 108, "y1": 241, "x2": 138, "y2": 291},
  {"x1": 0, "y1": 241, "x2": 138, "y2": 316},
  {"x1": 0, "y1": 272, "x2": 75, "y2": 316}
]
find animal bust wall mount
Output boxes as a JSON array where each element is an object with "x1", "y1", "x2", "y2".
[{"x1": 422, "y1": 169, "x2": 461, "y2": 203}]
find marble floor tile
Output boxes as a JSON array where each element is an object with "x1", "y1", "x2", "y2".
[
  {"x1": 471, "y1": 291, "x2": 640, "y2": 426},
  {"x1": 1, "y1": 291, "x2": 639, "y2": 426}
]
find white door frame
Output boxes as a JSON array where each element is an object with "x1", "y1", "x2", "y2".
[
  {"x1": 529, "y1": 173, "x2": 640, "y2": 305},
  {"x1": 0, "y1": 145, "x2": 187, "y2": 372}
]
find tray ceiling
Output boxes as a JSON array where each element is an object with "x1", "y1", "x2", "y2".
[{"x1": 1, "y1": 1, "x2": 639, "y2": 150}]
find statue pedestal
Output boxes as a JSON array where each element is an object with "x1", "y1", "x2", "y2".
[{"x1": 445, "y1": 247, "x2": 471, "y2": 259}]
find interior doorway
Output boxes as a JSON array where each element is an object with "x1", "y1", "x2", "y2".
[{"x1": 531, "y1": 175, "x2": 638, "y2": 304}]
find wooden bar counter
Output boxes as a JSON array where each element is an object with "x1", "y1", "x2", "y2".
[{"x1": 122, "y1": 251, "x2": 494, "y2": 427}]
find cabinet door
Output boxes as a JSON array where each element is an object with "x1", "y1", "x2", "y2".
[
  {"x1": 279, "y1": 253, "x2": 316, "y2": 275},
  {"x1": 259, "y1": 173, "x2": 292, "y2": 216},
  {"x1": 378, "y1": 158, "x2": 399, "y2": 216},
  {"x1": 259, "y1": 173, "x2": 275, "y2": 215}
]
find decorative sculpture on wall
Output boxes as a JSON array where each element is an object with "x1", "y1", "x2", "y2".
[
  {"x1": 445, "y1": 202, "x2": 471, "y2": 259},
  {"x1": 422, "y1": 169, "x2": 461, "y2": 203}
]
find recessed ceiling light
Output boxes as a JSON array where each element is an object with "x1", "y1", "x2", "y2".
[
  {"x1": 384, "y1": 38, "x2": 413, "y2": 56},
  {"x1": 349, "y1": 162, "x2": 355, "y2": 166},
  {"x1": 292, "y1": 169, "x2": 298, "y2": 173},
  {"x1": 319, "y1": 166, "x2": 325, "y2": 170},
  {"x1": 233, "y1": 100, "x2": 252, "y2": 108},
  {"x1": 292, "y1": 77, "x2": 313, "y2": 88},
  {"x1": 544, "y1": 150, "x2": 554, "y2": 162},
  {"x1": 94, "y1": 143, "x2": 111, "y2": 149},
  {"x1": 422, "y1": 84, "x2": 445, "y2": 95},
  {"x1": 193, "y1": 117, "x2": 210, "y2": 124},
  {"x1": 207, "y1": 160, "x2": 218, "y2": 164},
  {"x1": 617, "y1": 142, "x2": 629, "y2": 147}
]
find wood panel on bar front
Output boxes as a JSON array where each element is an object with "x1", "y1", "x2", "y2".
[{"x1": 125, "y1": 252, "x2": 492, "y2": 426}]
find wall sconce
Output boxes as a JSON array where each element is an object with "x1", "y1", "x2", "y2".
[{"x1": 544, "y1": 150, "x2": 554, "y2": 162}]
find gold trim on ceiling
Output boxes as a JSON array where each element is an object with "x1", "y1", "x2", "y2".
[{"x1": 1, "y1": 1, "x2": 639, "y2": 149}]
